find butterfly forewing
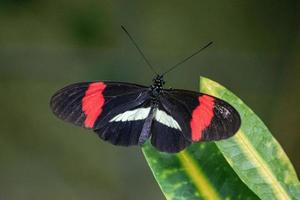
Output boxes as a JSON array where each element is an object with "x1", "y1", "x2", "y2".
[
  {"x1": 51, "y1": 82, "x2": 93, "y2": 127},
  {"x1": 160, "y1": 89, "x2": 241, "y2": 142}
]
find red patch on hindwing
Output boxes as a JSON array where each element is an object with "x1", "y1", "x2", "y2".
[
  {"x1": 82, "y1": 82, "x2": 106, "y2": 128},
  {"x1": 190, "y1": 95, "x2": 215, "y2": 141}
]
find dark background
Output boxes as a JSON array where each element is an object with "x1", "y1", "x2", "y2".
[{"x1": 0, "y1": 0, "x2": 299, "y2": 199}]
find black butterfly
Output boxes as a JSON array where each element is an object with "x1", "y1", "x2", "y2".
[{"x1": 50, "y1": 27, "x2": 241, "y2": 153}]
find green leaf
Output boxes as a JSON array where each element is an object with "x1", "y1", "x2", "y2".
[
  {"x1": 143, "y1": 142, "x2": 258, "y2": 200},
  {"x1": 200, "y1": 77, "x2": 300, "y2": 199},
  {"x1": 142, "y1": 76, "x2": 300, "y2": 200}
]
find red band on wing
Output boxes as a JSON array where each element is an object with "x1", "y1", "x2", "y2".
[
  {"x1": 190, "y1": 95, "x2": 215, "y2": 141},
  {"x1": 82, "y1": 82, "x2": 106, "y2": 128}
]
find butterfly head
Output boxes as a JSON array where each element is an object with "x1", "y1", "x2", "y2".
[
  {"x1": 152, "y1": 75, "x2": 165, "y2": 88},
  {"x1": 150, "y1": 75, "x2": 165, "y2": 98}
]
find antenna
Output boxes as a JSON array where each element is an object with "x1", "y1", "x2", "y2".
[
  {"x1": 121, "y1": 25, "x2": 158, "y2": 75},
  {"x1": 161, "y1": 41, "x2": 213, "y2": 76}
]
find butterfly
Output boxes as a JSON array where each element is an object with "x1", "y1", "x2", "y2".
[{"x1": 50, "y1": 26, "x2": 241, "y2": 153}]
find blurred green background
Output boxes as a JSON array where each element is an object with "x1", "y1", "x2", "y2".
[{"x1": 0, "y1": 0, "x2": 299, "y2": 199}]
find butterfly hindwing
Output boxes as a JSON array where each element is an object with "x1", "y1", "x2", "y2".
[
  {"x1": 94, "y1": 103, "x2": 153, "y2": 146},
  {"x1": 151, "y1": 104, "x2": 191, "y2": 153},
  {"x1": 160, "y1": 89, "x2": 241, "y2": 142}
]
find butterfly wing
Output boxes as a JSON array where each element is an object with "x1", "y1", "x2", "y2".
[
  {"x1": 158, "y1": 89, "x2": 241, "y2": 143},
  {"x1": 50, "y1": 81, "x2": 152, "y2": 146},
  {"x1": 150, "y1": 102, "x2": 191, "y2": 153}
]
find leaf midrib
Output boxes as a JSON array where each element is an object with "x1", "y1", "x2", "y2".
[{"x1": 221, "y1": 128, "x2": 290, "y2": 199}]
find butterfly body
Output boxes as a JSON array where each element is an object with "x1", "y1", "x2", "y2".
[{"x1": 50, "y1": 74, "x2": 241, "y2": 153}]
